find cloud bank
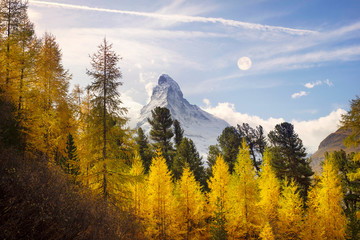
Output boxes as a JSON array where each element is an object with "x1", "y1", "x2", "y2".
[{"x1": 202, "y1": 101, "x2": 346, "y2": 154}]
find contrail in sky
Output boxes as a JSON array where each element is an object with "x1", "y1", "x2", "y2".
[{"x1": 29, "y1": 0, "x2": 316, "y2": 35}]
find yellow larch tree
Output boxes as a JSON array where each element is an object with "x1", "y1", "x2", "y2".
[
  {"x1": 75, "y1": 39, "x2": 133, "y2": 204},
  {"x1": 258, "y1": 148, "x2": 280, "y2": 229},
  {"x1": 303, "y1": 174, "x2": 322, "y2": 240},
  {"x1": 341, "y1": 96, "x2": 360, "y2": 179},
  {"x1": 207, "y1": 155, "x2": 230, "y2": 239},
  {"x1": 277, "y1": 178, "x2": 304, "y2": 240},
  {"x1": 26, "y1": 32, "x2": 71, "y2": 160},
  {"x1": 259, "y1": 221, "x2": 275, "y2": 240},
  {"x1": 145, "y1": 150, "x2": 178, "y2": 239},
  {"x1": 128, "y1": 153, "x2": 147, "y2": 219},
  {"x1": 76, "y1": 89, "x2": 95, "y2": 187},
  {"x1": 226, "y1": 140, "x2": 260, "y2": 239},
  {"x1": 176, "y1": 165, "x2": 206, "y2": 240},
  {"x1": 315, "y1": 154, "x2": 347, "y2": 239}
]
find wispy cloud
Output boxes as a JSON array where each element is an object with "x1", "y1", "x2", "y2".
[
  {"x1": 324, "y1": 79, "x2": 333, "y2": 87},
  {"x1": 292, "y1": 91, "x2": 308, "y2": 99},
  {"x1": 305, "y1": 79, "x2": 334, "y2": 89},
  {"x1": 305, "y1": 80, "x2": 322, "y2": 88},
  {"x1": 29, "y1": 0, "x2": 316, "y2": 35},
  {"x1": 256, "y1": 45, "x2": 360, "y2": 72}
]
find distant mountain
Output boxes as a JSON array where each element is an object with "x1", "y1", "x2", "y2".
[
  {"x1": 310, "y1": 128, "x2": 360, "y2": 172},
  {"x1": 136, "y1": 74, "x2": 229, "y2": 155}
]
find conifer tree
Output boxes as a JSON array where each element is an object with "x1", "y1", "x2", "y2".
[
  {"x1": 303, "y1": 175, "x2": 322, "y2": 240},
  {"x1": 146, "y1": 150, "x2": 178, "y2": 239},
  {"x1": 59, "y1": 133, "x2": 80, "y2": 183},
  {"x1": 0, "y1": 0, "x2": 37, "y2": 152},
  {"x1": 128, "y1": 153, "x2": 147, "y2": 219},
  {"x1": 176, "y1": 166, "x2": 206, "y2": 239},
  {"x1": 328, "y1": 150, "x2": 360, "y2": 238},
  {"x1": 207, "y1": 155, "x2": 230, "y2": 239},
  {"x1": 268, "y1": 122, "x2": 313, "y2": 200},
  {"x1": 226, "y1": 140, "x2": 260, "y2": 239},
  {"x1": 260, "y1": 222, "x2": 275, "y2": 240},
  {"x1": 28, "y1": 32, "x2": 71, "y2": 159},
  {"x1": 135, "y1": 127, "x2": 152, "y2": 173},
  {"x1": 172, "y1": 137, "x2": 206, "y2": 187},
  {"x1": 86, "y1": 38, "x2": 129, "y2": 201},
  {"x1": 0, "y1": 0, "x2": 27, "y2": 87},
  {"x1": 173, "y1": 119, "x2": 184, "y2": 147},
  {"x1": 341, "y1": 96, "x2": 360, "y2": 179},
  {"x1": 148, "y1": 106, "x2": 174, "y2": 167},
  {"x1": 315, "y1": 154, "x2": 347, "y2": 239},
  {"x1": 76, "y1": 89, "x2": 96, "y2": 187},
  {"x1": 70, "y1": 84, "x2": 83, "y2": 119},
  {"x1": 206, "y1": 144, "x2": 221, "y2": 178},
  {"x1": 259, "y1": 148, "x2": 280, "y2": 227},
  {"x1": 217, "y1": 126, "x2": 242, "y2": 173},
  {"x1": 237, "y1": 123, "x2": 267, "y2": 173},
  {"x1": 15, "y1": 6, "x2": 36, "y2": 114},
  {"x1": 210, "y1": 198, "x2": 228, "y2": 240},
  {"x1": 277, "y1": 179, "x2": 304, "y2": 240}
]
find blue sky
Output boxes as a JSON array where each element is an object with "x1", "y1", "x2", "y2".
[{"x1": 28, "y1": 0, "x2": 360, "y2": 153}]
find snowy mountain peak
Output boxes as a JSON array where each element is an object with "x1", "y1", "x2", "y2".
[
  {"x1": 151, "y1": 74, "x2": 183, "y2": 102},
  {"x1": 158, "y1": 74, "x2": 179, "y2": 88},
  {"x1": 137, "y1": 74, "x2": 229, "y2": 155}
]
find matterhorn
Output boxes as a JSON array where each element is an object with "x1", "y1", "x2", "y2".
[{"x1": 137, "y1": 74, "x2": 229, "y2": 155}]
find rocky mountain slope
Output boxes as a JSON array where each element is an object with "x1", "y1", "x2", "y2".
[
  {"x1": 137, "y1": 74, "x2": 229, "y2": 155},
  {"x1": 311, "y1": 127, "x2": 360, "y2": 172}
]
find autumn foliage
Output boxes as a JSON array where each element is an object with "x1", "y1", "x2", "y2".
[{"x1": 0, "y1": 1, "x2": 356, "y2": 239}]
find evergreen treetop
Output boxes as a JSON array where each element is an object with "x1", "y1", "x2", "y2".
[
  {"x1": 148, "y1": 106, "x2": 174, "y2": 166},
  {"x1": 268, "y1": 122, "x2": 313, "y2": 200}
]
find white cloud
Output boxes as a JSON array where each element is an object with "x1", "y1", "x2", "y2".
[
  {"x1": 203, "y1": 102, "x2": 346, "y2": 154},
  {"x1": 324, "y1": 79, "x2": 334, "y2": 87},
  {"x1": 305, "y1": 80, "x2": 322, "y2": 88},
  {"x1": 324, "y1": 21, "x2": 360, "y2": 39},
  {"x1": 255, "y1": 45, "x2": 360, "y2": 72},
  {"x1": 304, "y1": 79, "x2": 334, "y2": 89},
  {"x1": 202, "y1": 102, "x2": 285, "y2": 134},
  {"x1": 29, "y1": 0, "x2": 316, "y2": 35},
  {"x1": 291, "y1": 91, "x2": 308, "y2": 99},
  {"x1": 203, "y1": 98, "x2": 210, "y2": 107},
  {"x1": 292, "y1": 108, "x2": 346, "y2": 153}
]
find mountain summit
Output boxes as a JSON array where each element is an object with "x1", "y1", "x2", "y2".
[{"x1": 137, "y1": 74, "x2": 229, "y2": 155}]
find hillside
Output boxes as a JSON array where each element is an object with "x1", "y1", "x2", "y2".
[{"x1": 310, "y1": 127, "x2": 360, "y2": 172}]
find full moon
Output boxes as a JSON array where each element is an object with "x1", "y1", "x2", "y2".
[{"x1": 237, "y1": 57, "x2": 252, "y2": 71}]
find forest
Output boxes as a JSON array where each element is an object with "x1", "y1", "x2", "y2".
[{"x1": 0, "y1": 1, "x2": 359, "y2": 239}]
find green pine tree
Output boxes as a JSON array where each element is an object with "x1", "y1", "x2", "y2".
[
  {"x1": 172, "y1": 137, "x2": 206, "y2": 188},
  {"x1": 217, "y1": 126, "x2": 242, "y2": 173},
  {"x1": 135, "y1": 127, "x2": 153, "y2": 173},
  {"x1": 59, "y1": 133, "x2": 80, "y2": 183},
  {"x1": 268, "y1": 122, "x2": 313, "y2": 201},
  {"x1": 148, "y1": 106, "x2": 174, "y2": 168},
  {"x1": 173, "y1": 119, "x2": 184, "y2": 148}
]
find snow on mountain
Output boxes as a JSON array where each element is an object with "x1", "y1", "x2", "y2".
[{"x1": 136, "y1": 74, "x2": 230, "y2": 155}]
